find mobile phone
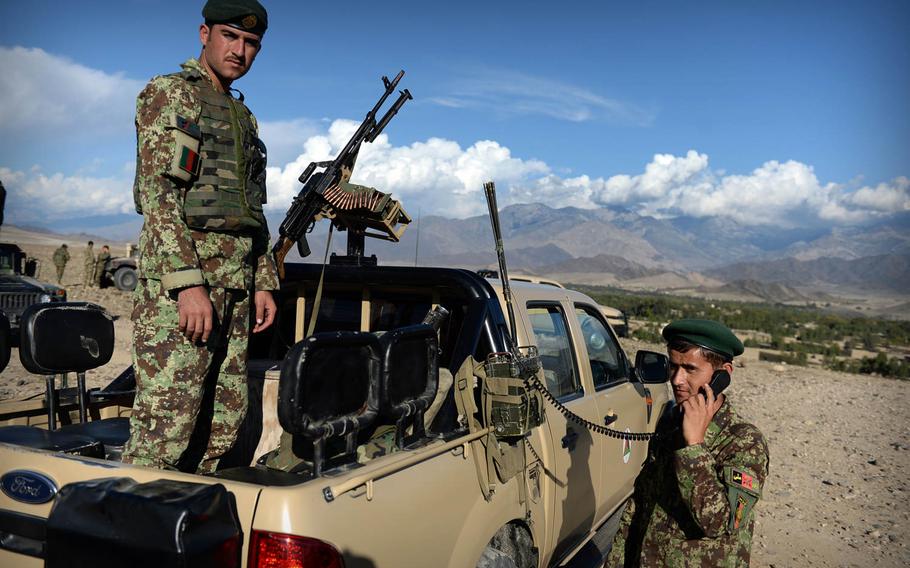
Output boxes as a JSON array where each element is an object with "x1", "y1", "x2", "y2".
[{"x1": 671, "y1": 370, "x2": 730, "y2": 422}]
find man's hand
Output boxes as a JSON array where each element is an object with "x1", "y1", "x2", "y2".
[
  {"x1": 252, "y1": 290, "x2": 276, "y2": 333},
  {"x1": 177, "y1": 285, "x2": 213, "y2": 343},
  {"x1": 681, "y1": 385, "x2": 724, "y2": 446}
]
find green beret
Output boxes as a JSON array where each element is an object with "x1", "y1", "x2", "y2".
[
  {"x1": 662, "y1": 319, "x2": 744, "y2": 360},
  {"x1": 203, "y1": 0, "x2": 268, "y2": 37}
]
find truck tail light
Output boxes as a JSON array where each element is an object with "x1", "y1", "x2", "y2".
[{"x1": 248, "y1": 531, "x2": 345, "y2": 568}]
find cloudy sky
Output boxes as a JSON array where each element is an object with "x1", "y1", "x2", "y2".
[{"x1": 1, "y1": 0, "x2": 908, "y2": 238}]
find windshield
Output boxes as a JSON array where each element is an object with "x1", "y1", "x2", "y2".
[{"x1": 0, "y1": 250, "x2": 15, "y2": 274}]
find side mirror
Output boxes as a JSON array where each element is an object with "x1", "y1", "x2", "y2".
[
  {"x1": 635, "y1": 350, "x2": 669, "y2": 384},
  {"x1": 24, "y1": 257, "x2": 38, "y2": 278}
]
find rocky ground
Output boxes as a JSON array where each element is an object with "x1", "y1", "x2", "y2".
[
  {"x1": 2, "y1": 241, "x2": 907, "y2": 566},
  {"x1": 0, "y1": 242, "x2": 134, "y2": 400}
]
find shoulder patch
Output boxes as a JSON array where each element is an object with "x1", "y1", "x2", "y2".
[
  {"x1": 171, "y1": 114, "x2": 202, "y2": 140},
  {"x1": 731, "y1": 467, "x2": 754, "y2": 490}
]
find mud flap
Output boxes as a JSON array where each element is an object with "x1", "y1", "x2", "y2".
[{"x1": 45, "y1": 477, "x2": 242, "y2": 568}]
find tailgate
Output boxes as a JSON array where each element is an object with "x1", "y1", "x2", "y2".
[{"x1": 0, "y1": 443, "x2": 263, "y2": 567}]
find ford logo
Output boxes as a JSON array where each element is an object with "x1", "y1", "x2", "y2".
[{"x1": 1, "y1": 470, "x2": 57, "y2": 504}]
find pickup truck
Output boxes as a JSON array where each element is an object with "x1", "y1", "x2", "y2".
[{"x1": 0, "y1": 262, "x2": 673, "y2": 568}]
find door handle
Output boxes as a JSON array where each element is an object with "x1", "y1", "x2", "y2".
[
  {"x1": 604, "y1": 413, "x2": 618, "y2": 426},
  {"x1": 561, "y1": 429, "x2": 579, "y2": 449}
]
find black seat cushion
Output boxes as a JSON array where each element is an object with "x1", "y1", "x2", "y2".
[
  {"x1": 19, "y1": 302, "x2": 114, "y2": 374},
  {"x1": 0, "y1": 425, "x2": 103, "y2": 458},
  {"x1": 63, "y1": 417, "x2": 131, "y2": 448}
]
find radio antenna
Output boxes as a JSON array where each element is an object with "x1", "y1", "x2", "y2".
[{"x1": 483, "y1": 181, "x2": 518, "y2": 348}]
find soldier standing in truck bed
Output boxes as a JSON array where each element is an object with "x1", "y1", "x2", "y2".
[
  {"x1": 606, "y1": 320, "x2": 769, "y2": 567},
  {"x1": 122, "y1": 0, "x2": 279, "y2": 473}
]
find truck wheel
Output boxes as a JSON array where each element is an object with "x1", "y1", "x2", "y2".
[
  {"x1": 476, "y1": 523, "x2": 536, "y2": 568},
  {"x1": 477, "y1": 547, "x2": 518, "y2": 568},
  {"x1": 114, "y1": 267, "x2": 138, "y2": 291}
]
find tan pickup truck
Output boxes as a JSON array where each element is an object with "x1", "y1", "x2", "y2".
[{"x1": 0, "y1": 263, "x2": 672, "y2": 568}]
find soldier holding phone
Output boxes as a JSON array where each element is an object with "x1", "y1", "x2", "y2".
[{"x1": 606, "y1": 319, "x2": 770, "y2": 567}]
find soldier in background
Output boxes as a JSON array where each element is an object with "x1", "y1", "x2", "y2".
[
  {"x1": 122, "y1": 0, "x2": 278, "y2": 473},
  {"x1": 606, "y1": 320, "x2": 769, "y2": 567},
  {"x1": 82, "y1": 241, "x2": 95, "y2": 287},
  {"x1": 52, "y1": 244, "x2": 70, "y2": 284},
  {"x1": 94, "y1": 245, "x2": 111, "y2": 287}
]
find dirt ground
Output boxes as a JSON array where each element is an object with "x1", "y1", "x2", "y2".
[
  {"x1": 2, "y1": 240, "x2": 908, "y2": 567},
  {"x1": 0, "y1": 242, "x2": 134, "y2": 400}
]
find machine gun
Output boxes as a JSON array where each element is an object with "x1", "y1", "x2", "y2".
[{"x1": 272, "y1": 71, "x2": 413, "y2": 276}]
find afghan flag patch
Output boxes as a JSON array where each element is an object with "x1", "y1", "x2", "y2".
[
  {"x1": 179, "y1": 146, "x2": 200, "y2": 175},
  {"x1": 733, "y1": 494, "x2": 747, "y2": 529},
  {"x1": 731, "y1": 467, "x2": 754, "y2": 490}
]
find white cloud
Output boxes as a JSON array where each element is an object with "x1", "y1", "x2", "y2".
[
  {"x1": 257, "y1": 117, "x2": 325, "y2": 167},
  {"x1": 265, "y1": 119, "x2": 550, "y2": 218},
  {"x1": 846, "y1": 176, "x2": 910, "y2": 212},
  {"x1": 256, "y1": 123, "x2": 910, "y2": 228},
  {"x1": 429, "y1": 67, "x2": 656, "y2": 126},
  {"x1": 2, "y1": 166, "x2": 134, "y2": 225},
  {"x1": 0, "y1": 46, "x2": 142, "y2": 136},
  {"x1": 4, "y1": 119, "x2": 906, "y2": 232}
]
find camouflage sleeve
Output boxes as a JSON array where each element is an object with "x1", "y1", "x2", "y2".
[
  {"x1": 604, "y1": 498, "x2": 635, "y2": 567},
  {"x1": 674, "y1": 425, "x2": 769, "y2": 537},
  {"x1": 134, "y1": 76, "x2": 204, "y2": 291},
  {"x1": 253, "y1": 221, "x2": 280, "y2": 291}
]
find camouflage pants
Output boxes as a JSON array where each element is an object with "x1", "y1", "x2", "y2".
[
  {"x1": 122, "y1": 279, "x2": 251, "y2": 473},
  {"x1": 83, "y1": 263, "x2": 94, "y2": 287},
  {"x1": 55, "y1": 265, "x2": 64, "y2": 284}
]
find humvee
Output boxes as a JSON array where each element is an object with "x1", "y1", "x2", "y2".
[
  {"x1": 99, "y1": 244, "x2": 139, "y2": 292},
  {"x1": 0, "y1": 243, "x2": 66, "y2": 338},
  {"x1": 0, "y1": 261, "x2": 673, "y2": 567}
]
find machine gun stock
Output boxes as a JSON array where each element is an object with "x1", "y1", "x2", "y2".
[{"x1": 272, "y1": 70, "x2": 412, "y2": 277}]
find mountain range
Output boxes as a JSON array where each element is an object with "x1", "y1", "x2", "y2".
[
  {"x1": 366, "y1": 204, "x2": 909, "y2": 298},
  {"x1": 4, "y1": 203, "x2": 908, "y2": 301}
]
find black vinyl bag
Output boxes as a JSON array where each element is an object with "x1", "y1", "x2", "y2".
[{"x1": 45, "y1": 478, "x2": 242, "y2": 568}]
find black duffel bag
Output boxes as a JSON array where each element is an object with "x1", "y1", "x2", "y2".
[{"x1": 45, "y1": 477, "x2": 242, "y2": 568}]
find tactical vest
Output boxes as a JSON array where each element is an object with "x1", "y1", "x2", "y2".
[{"x1": 135, "y1": 63, "x2": 267, "y2": 233}]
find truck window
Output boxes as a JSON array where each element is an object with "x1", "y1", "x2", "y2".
[
  {"x1": 527, "y1": 304, "x2": 582, "y2": 400},
  {"x1": 370, "y1": 292, "x2": 432, "y2": 332},
  {"x1": 574, "y1": 305, "x2": 627, "y2": 388}
]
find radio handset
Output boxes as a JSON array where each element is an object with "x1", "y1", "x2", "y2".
[{"x1": 671, "y1": 369, "x2": 730, "y2": 422}]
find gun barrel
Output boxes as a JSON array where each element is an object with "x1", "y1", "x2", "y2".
[{"x1": 370, "y1": 89, "x2": 413, "y2": 142}]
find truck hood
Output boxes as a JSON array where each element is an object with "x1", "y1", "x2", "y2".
[{"x1": 0, "y1": 274, "x2": 62, "y2": 294}]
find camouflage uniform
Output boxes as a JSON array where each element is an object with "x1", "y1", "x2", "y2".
[
  {"x1": 52, "y1": 246, "x2": 70, "y2": 284},
  {"x1": 122, "y1": 57, "x2": 278, "y2": 473},
  {"x1": 82, "y1": 244, "x2": 95, "y2": 287},
  {"x1": 94, "y1": 249, "x2": 111, "y2": 287},
  {"x1": 606, "y1": 400, "x2": 769, "y2": 567}
]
